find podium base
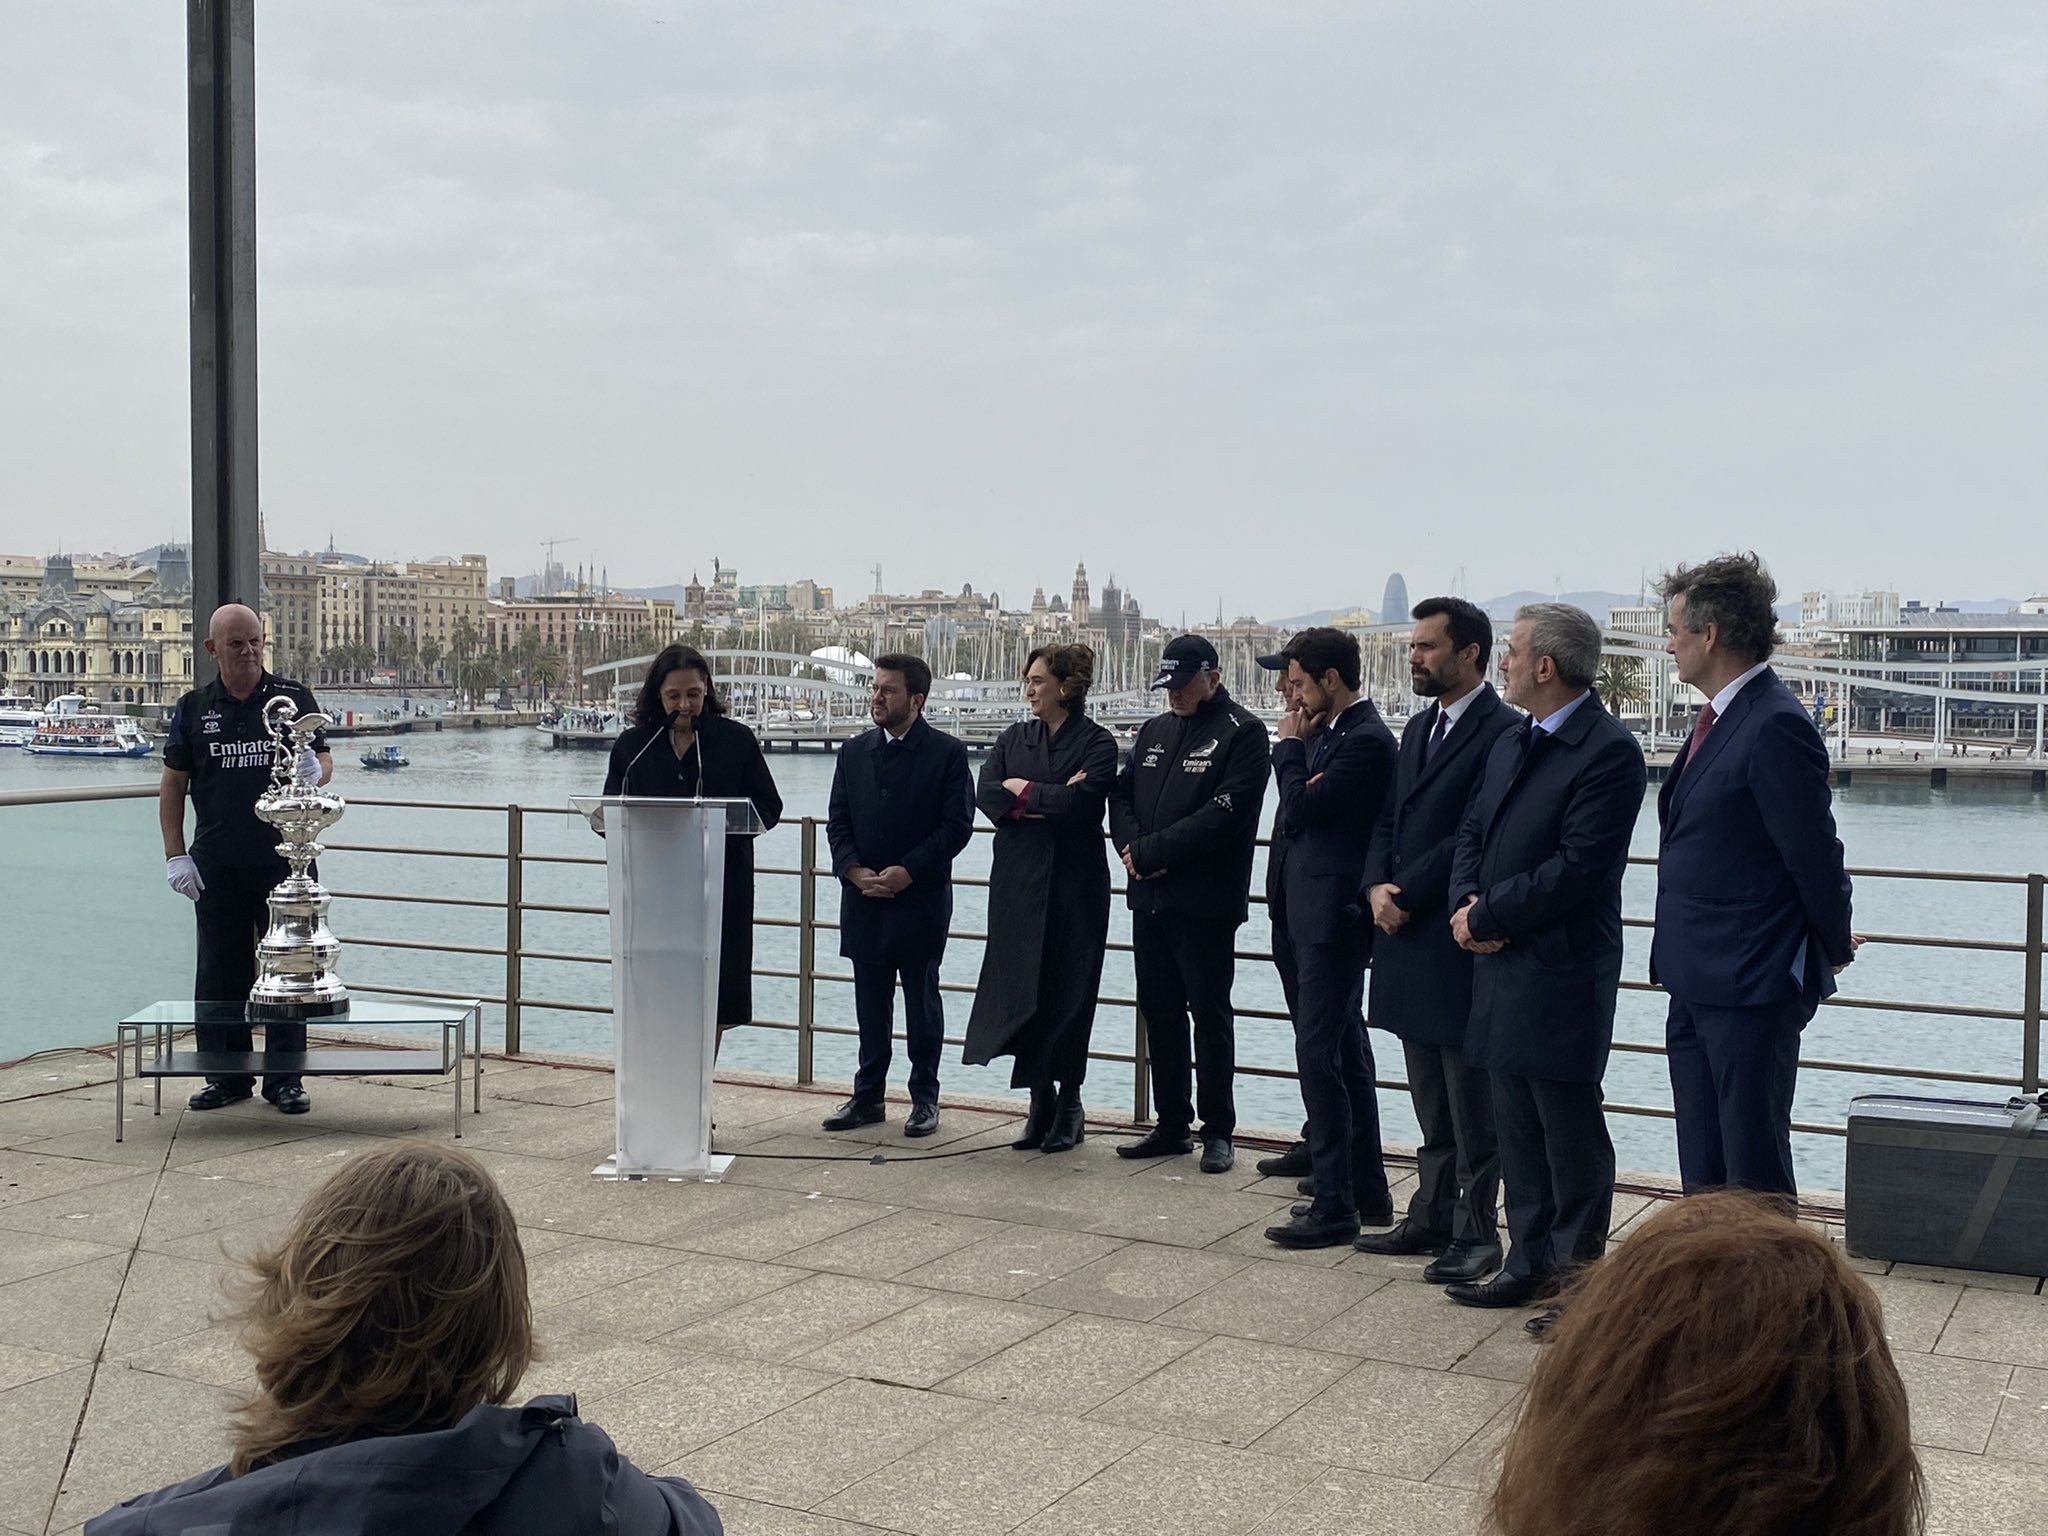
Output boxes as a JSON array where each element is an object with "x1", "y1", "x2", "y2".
[{"x1": 592, "y1": 1152, "x2": 734, "y2": 1184}]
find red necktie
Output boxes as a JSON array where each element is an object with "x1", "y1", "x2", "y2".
[{"x1": 1683, "y1": 702, "x2": 1718, "y2": 771}]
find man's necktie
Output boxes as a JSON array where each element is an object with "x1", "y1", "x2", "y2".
[
  {"x1": 1681, "y1": 702, "x2": 1719, "y2": 773},
  {"x1": 1422, "y1": 707, "x2": 1450, "y2": 769}
]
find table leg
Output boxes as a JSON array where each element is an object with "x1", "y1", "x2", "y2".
[
  {"x1": 449, "y1": 1021, "x2": 462, "y2": 1139},
  {"x1": 153, "y1": 1023, "x2": 164, "y2": 1116},
  {"x1": 471, "y1": 1004, "x2": 482, "y2": 1114},
  {"x1": 115, "y1": 1027, "x2": 125, "y2": 1144}
]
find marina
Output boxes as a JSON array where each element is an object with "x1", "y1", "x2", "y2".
[{"x1": 4, "y1": 730, "x2": 2043, "y2": 1195}]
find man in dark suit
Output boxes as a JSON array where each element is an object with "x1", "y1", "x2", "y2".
[
  {"x1": 1654, "y1": 553, "x2": 1856, "y2": 1199},
  {"x1": 1109, "y1": 635, "x2": 1273, "y2": 1173},
  {"x1": 1265, "y1": 627, "x2": 1399, "y2": 1248},
  {"x1": 1254, "y1": 644, "x2": 1313, "y2": 1181},
  {"x1": 1447, "y1": 603, "x2": 1646, "y2": 1330},
  {"x1": 1358, "y1": 597, "x2": 1519, "y2": 1282},
  {"x1": 823, "y1": 653, "x2": 975, "y2": 1138}
]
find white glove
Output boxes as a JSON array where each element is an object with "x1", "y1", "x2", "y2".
[
  {"x1": 166, "y1": 855, "x2": 205, "y2": 901},
  {"x1": 296, "y1": 746, "x2": 323, "y2": 785}
]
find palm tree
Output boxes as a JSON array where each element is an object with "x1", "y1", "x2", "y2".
[
  {"x1": 1596, "y1": 652, "x2": 1647, "y2": 716},
  {"x1": 530, "y1": 647, "x2": 562, "y2": 703},
  {"x1": 386, "y1": 627, "x2": 417, "y2": 687},
  {"x1": 419, "y1": 636, "x2": 444, "y2": 688},
  {"x1": 456, "y1": 653, "x2": 502, "y2": 709},
  {"x1": 450, "y1": 616, "x2": 479, "y2": 671}
]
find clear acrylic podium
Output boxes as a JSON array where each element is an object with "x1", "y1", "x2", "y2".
[{"x1": 570, "y1": 795, "x2": 766, "y2": 1181}]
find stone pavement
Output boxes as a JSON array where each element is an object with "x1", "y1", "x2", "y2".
[{"x1": 1, "y1": 1049, "x2": 2045, "y2": 1535}]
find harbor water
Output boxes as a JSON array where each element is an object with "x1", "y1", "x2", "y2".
[{"x1": 3, "y1": 723, "x2": 2043, "y2": 1191}]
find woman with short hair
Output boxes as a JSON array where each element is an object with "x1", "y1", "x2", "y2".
[
  {"x1": 1491, "y1": 1191, "x2": 1923, "y2": 1536},
  {"x1": 603, "y1": 643, "x2": 783, "y2": 1038},
  {"x1": 964, "y1": 643, "x2": 1118, "y2": 1153},
  {"x1": 87, "y1": 1142, "x2": 721, "y2": 1535}
]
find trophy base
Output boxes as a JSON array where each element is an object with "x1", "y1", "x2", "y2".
[{"x1": 246, "y1": 995, "x2": 351, "y2": 1024}]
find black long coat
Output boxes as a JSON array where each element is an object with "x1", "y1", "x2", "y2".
[
  {"x1": 603, "y1": 711, "x2": 783, "y2": 1032},
  {"x1": 1361, "y1": 685, "x2": 1518, "y2": 1047},
  {"x1": 1449, "y1": 695, "x2": 1646, "y2": 1083},
  {"x1": 826, "y1": 717, "x2": 976, "y2": 965},
  {"x1": 963, "y1": 715, "x2": 1118, "y2": 1075}
]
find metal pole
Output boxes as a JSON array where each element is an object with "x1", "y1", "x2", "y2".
[
  {"x1": 797, "y1": 819, "x2": 818, "y2": 1084},
  {"x1": 187, "y1": 0, "x2": 262, "y2": 684},
  {"x1": 1132, "y1": 1007, "x2": 1152, "y2": 1123},
  {"x1": 503, "y1": 805, "x2": 523, "y2": 1054},
  {"x1": 2023, "y1": 874, "x2": 2043, "y2": 1095}
]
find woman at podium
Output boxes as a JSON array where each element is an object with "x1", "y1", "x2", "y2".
[
  {"x1": 604, "y1": 644, "x2": 783, "y2": 1040},
  {"x1": 963, "y1": 644, "x2": 1118, "y2": 1153}
]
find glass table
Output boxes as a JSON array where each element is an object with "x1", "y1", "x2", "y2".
[{"x1": 114, "y1": 998, "x2": 483, "y2": 1142}]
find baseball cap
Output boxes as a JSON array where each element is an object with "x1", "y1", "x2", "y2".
[
  {"x1": 1150, "y1": 634, "x2": 1221, "y2": 690},
  {"x1": 1254, "y1": 649, "x2": 1290, "y2": 671}
]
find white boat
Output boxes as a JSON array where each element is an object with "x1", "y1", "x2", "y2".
[
  {"x1": 539, "y1": 707, "x2": 623, "y2": 749},
  {"x1": 27, "y1": 715, "x2": 153, "y2": 757},
  {"x1": 0, "y1": 694, "x2": 42, "y2": 748}
]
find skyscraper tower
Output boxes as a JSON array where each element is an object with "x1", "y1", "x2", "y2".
[{"x1": 1381, "y1": 572, "x2": 1409, "y2": 625}]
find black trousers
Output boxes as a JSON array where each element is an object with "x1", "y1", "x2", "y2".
[
  {"x1": 1268, "y1": 898, "x2": 1309, "y2": 1147},
  {"x1": 1401, "y1": 1038, "x2": 1499, "y2": 1243},
  {"x1": 851, "y1": 957, "x2": 944, "y2": 1108},
  {"x1": 1132, "y1": 912, "x2": 1238, "y2": 1137},
  {"x1": 1492, "y1": 1071, "x2": 1613, "y2": 1281},
  {"x1": 1665, "y1": 993, "x2": 1806, "y2": 1197},
  {"x1": 1293, "y1": 925, "x2": 1389, "y2": 1220},
  {"x1": 193, "y1": 858, "x2": 303, "y2": 1096}
]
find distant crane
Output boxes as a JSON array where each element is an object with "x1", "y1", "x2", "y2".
[{"x1": 540, "y1": 537, "x2": 579, "y2": 596}]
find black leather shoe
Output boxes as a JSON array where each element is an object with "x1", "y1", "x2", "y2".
[
  {"x1": 1444, "y1": 1272, "x2": 1558, "y2": 1309},
  {"x1": 1115, "y1": 1126, "x2": 1193, "y2": 1159},
  {"x1": 1424, "y1": 1239, "x2": 1504, "y2": 1284},
  {"x1": 821, "y1": 1099, "x2": 885, "y2": 1132},
  {"x1": 1524, "y1": 1305, "x2": 1563, "y2": 1339},
  {"x1": 1266, "y1": 1207, "x2": 1361, "y2": 1249},
  {"x1": 266, "y1": 1085, "x2": 311, "y2": 1115},
  {"x1": 1041, "y1": 1098, "x2": 1085, "y2": 1154},
  {"x1": 1295, "y1": 1176, "x2": 1317, "y2": 1197},
  {"x1": 1352, "y1": 1219, "x2": 1452, "y2": 1257},
  {"x1": 187, "y1": 1084, "x2": 252, "y2": 1111},
  {"x1": 1199, "y1": 1135, "x2": 1234, "y2": 1174},
  {"x1": 903, "y1": 1102, "x2": 940, "y2": 1138},
  {"x1": 1012, "y1": 1089, "x2": 1056, "y2": 1150},
  {"x1": 1255, "y1": 1141, "x2": 1312, "y2": 1178}
]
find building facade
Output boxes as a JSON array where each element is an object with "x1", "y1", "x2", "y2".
[{"x1": 0, "y1": 550, "x2": 199, "y2": 709}]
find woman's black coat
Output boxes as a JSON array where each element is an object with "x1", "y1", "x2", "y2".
[
  {"x1": 962, "y1": 714, "x2": 1118, "y2": 1074},
  {"x1": 603, "y1": 711, "x2": 783, "y2": 1032}
]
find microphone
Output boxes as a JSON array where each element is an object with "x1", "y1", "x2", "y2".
[
  {"x1": 618, "y1": 708, "x2": 680, "y2": 784},
  {"x1": 692, "y1": 710, "x2": 707, "y2": 801}
]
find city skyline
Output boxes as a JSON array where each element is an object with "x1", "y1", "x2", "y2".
[{"x1": 3, "y1": 5, "x2": 2042, "y2": 615}]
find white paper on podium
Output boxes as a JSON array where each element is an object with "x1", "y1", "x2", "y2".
[{"x1": 569, "y1": 795, "x2": 764, "y2": 1181}]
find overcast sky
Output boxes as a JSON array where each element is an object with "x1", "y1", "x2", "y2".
[{"x1": 2, "y1": 2, "x2": 2043, "y2": 620}]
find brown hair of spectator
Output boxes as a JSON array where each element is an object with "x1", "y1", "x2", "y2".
[
  {"x1": 1026, "y1": 643, "x2": 1096, "y2": 711},
  {"x1": 1490, "y1": 1192, "x2": 1923, "y2": 1536},
  {"x1": 227, "y1": 1142, "x2": 534, "y2": 1476}
]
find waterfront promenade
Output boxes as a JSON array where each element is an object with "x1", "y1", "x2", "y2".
[{"x1": 2, "y1": 1053, "x2": 2044, "y2": 1536}]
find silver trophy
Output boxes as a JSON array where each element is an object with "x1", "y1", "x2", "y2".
[{"x1": 248, "y1": 695, "x2": 350, "y2": 1022}]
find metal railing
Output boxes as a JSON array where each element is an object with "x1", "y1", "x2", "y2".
[{"x1": 4, "y1": 783, "x2": 2042, "y2": 1140}]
